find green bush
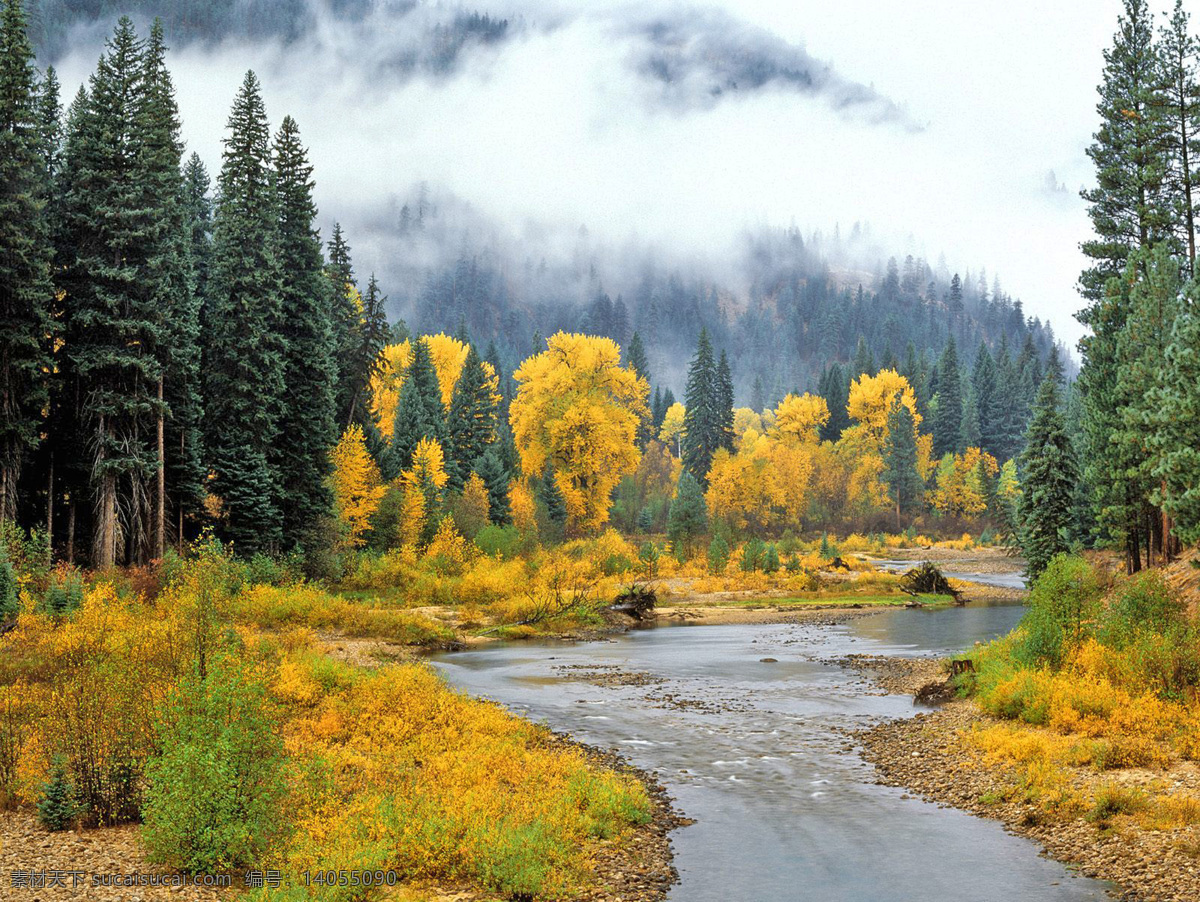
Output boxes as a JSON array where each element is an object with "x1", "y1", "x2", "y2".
[
  {"x1": 42, "y1": 566, "x2": 84, "y2": 616},
  {"x1": 475, "y1": 524, "x2": 523, "y2": 560},
  {"x1": 1013, "y1": 554, "x2": 1103, "y2": 667},
  {"x1": 0, "y1": 545, "x2": 17, "y2": 621},
  {"x1": 37, "y1": 758, "x2": 78, "y2": 831},
  {"x1": 762, "y1": 543, "x2": 780, "y2": 574},
  {"x1": 142, "y1": 652, "x2": 288, "y2": 873},
  {"x1": 1100, "y1": 571, "x2": 1185, "y2": 649}
]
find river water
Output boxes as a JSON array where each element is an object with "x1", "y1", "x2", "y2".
[{"x1": 431, "y1": 604, "x2": 1112, "y2": 902}]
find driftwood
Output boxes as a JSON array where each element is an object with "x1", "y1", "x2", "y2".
[
  {"x1": 611, "y1": 583, "x2": 657, "y2": 620},
  {"x1": 899, "y1": 561, "x2": 963, "y2": 604}
]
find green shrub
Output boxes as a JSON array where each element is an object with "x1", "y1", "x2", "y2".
[
  {"x1": 0, "y1": 545, "x2": 17, "y2": 621},
  {"x1": 1099, "y1": 571, "x2": 1185, "y2": 649},
  {"x1": 142, "y1": 653, "x2": 288, "y2": 873},
  {"x1": 42, "y1": 566, "x2": 84, "y2": 616},
  {"x1": 1013, "y1": 555, "x2": 1103, "y2": 667},
  {"x1": 37, "y1": 758, "x2": 78, "y2": 831},
  {"x1": 475, "y1": 524, "x2": 523, "y2": 559},
  {"x1": 638, "y1": 542, "x2": 661, "y2": 580},
  {"x1": 762, "y1": 543, "x2": 780, "y2": 574}
]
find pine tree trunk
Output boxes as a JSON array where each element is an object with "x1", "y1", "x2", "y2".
[
  {"x1": 1181, "y1": 95, "x2": 1196, "y2": 272},
  {"x1": 66, "y1": 499, "x2": 75, "y2": 564},
  {"x1": 97, "y1": 473, "x2": 116, "y2": 568},
  {"x1": 156, "y1": 378, "x2": 165, "y2": 561},
  {"x1": 46, "y1": 455, "x2": 54, "y2": 562}
]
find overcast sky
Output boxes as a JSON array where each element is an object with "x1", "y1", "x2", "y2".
[{"x1": 55, "y1": 0, "x2": 1129, "y2": 347}]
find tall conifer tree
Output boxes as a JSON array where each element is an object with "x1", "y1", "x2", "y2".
[
  {"x1": 204, "y1": 70, "x2": 284, "y2": 553},
  {"x1": 1018, "y1": 376, "x2": 1078, "y2": 578},
  {"x1": 0, "y1": 0, "x2": 54, "y2": 521},
  {"x1": 272, "y1": 113, "x2": 337, "y2": 549}
]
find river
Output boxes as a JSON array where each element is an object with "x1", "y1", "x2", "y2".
[{"x1": 431, "y1": 603, "x2": 1112, "y2": 902}]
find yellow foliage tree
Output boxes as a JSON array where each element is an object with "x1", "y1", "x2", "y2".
[
  {"x1": 367, "y1": 341, "x2": 413, "y2": 440},
  {"x1": 424, "y1": 334, "x2": 471, "y2": 407},
  {"x1": 453, "y1": 472, "x2": 491, "y2": 538},
  {"x1": 731, "y1": 408, "x2": 763, "y2": 446},
  {"x1": 330, "y1": 425, "x2": 387, "y2": 547},
  {"x1": 402, "y1": 437, "x2": 450, "y2": 546},
  {"x1": 773, "y1": 393, "x2": 829, "y2": 445},
  {"x1": 847, "y1": 369, "x2": 920, "y2": 440},
  {"x1": 704, "y1": 433, "x2": 814, "y2": 532},
  {"x1": 510, "y1": 333, "x2": 649, "y2": 534},
  {"x1": 509, "y1": 480, "x2": 538, "y2": 535},
  {"x1": 658, "y1": 402, "x2": 687, "y2": 456},
  {"x1": 929, "y1": 448, "x2": 1000, "y2": 517}
]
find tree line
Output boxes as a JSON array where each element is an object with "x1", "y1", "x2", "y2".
[
  {"x1": 0, "y1": 3, "x2": 387, "y2": 565},
  {"x1": 1064, "y1": 0, "x2": 1200, "y2": 573}
]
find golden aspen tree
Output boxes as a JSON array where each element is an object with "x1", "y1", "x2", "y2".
[
  {"x1": 329, "y1": 424, "x2": 387, "y2": 547},
  {"x1": 510, "y1": 333, "x2": 649, "y2": 534}
]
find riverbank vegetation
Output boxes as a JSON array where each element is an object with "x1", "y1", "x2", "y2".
[
  {"x1": 955, "y1": 553, "x2": 1200, "y2": 833},
  {"x1": 0, "y1": 542, "x2": 653, "y2": 899}
]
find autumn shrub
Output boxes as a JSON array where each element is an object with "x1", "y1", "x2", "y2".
[
  {"x1": 340, "y1": 548, "x2": 419, "y2": 593},
  {"x1": 234, "y1": 584, "x2": 453, "y2": 647},
  {"x1": 423, "y1": 517, "x2": 477, "y2": 576},
  {"x1": 143, "y1": 650, "x2": 288, "y2": 873},
  {"x1": 1013, "y1": 555, "x2": 1104, "y2": 668},
  {"x1": 266, "y1": 663, "x2": 650, "y2": 900},
  {"x1": 0, "y1": 685, "x2": 33, "y2": 807}
]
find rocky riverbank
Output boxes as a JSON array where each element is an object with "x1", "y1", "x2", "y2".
[{"x1": 858, "y1": 690, "x2": 1200, "y2": 902}]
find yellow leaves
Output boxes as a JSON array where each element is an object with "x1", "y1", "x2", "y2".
[
  {"x1": 403, "y1": 436, "x2": 449, "y2": 493},
  {"x1": 731, "y1": 407, "x2": 762, "y2": 445},
  {"x1": 658, "y1": 402, "x2": 686, "y2": 455},
  {"x1": 424, "y1": 334, "x2": 470, "y2": 407},
  {"x1": 510, "y1": 333, "x2": 649, "y2": 534},
  {"x1": 704, "y1": 433, "x2": 814, "y2": 531},
  {"x1": 772, "y1": 393, "x2": 829, "y2": 445},
  {"x1": 367, "y1": 341, "x2": 413, "y2": 440},
  {"x1": 424, "y1": 517, "x2": 476, "y2": 576},
  {"x1": 510, "y1": 480, "x2": 538, "y2": 534},
  {"x1": 330, "y1": 424, "x2": 387, "y2": 548},
  {"x1": 928, "y1": 447, "x2": 1000, "y2": 517},
  {"x1": 847, "y1": 369, "x2": 920, "y2": 438}
]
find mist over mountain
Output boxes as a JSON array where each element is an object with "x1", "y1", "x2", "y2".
[{"x1": 34, "y1": 0, "x2": 1071, "y2": 401}]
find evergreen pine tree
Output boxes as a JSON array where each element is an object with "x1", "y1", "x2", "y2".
[
  {"x1": 959, "y1": 384, "x2": 983, "y2": 451},
  {"x1": 204, "y1": 70, "x2": 284, "y2": 553},
  {"x1": 59, "y1": 18, "x2": 164, "y2": 564},
  {"x1": 0, "y1": 0, "x2": 54, "y2": 521},
  {"x1": 445, "y1": 345, "x2": 497, "y2": 491},
  {"x1": 326, "y1": 222, "x2": 361, "y2": 426},
  {"x1": 932, "y1": 338, "x2": 963, "y2": 457},
  {"x1": 1018, "y1": 375, "x2": 1078, "y2": 578},
  {"x1": 852, "y1": 335, "x2": 875, "y2": 377},
  {"x1": 474, "y1": 449, "x2": 511, "y2": 526},
  {"x1": 972, "y1": 343, "x2": 1000, "y2": 455},
  {"x1": 626, "y1": 331, "x2": 652, "y2": 447},
  {"x1": 1081, "y1": 0, "x2": 1172, "y2": 305},
  {"x1": 715, "y1": 350, "x2": 735, "y2": 452},
  {"x1": 1147, "y1": 278, "x2": 1200, "y2": 543},
  {"x1": 140, "y1": 19, "x2": 201, "y2": 557},
  {"x1": 1159, "y1": 0, "x2": 1200, "y2": 272},
  {"x1": 387, "y1": 338, "x2": 443, "y2": 477},
  {"x1": 883, "y1": 401, "x2": 922, "y2": 530},
  {"x1": 681, "y1": 329, "x2": 718, "y2": 483},
  {"x1": 666, "y1": 470, "x2": 707, "y2": 558},
  {"x1": 272, "y1": 114, "x2": 337, "y2": 549},
  {"x1": 539, "y1": 462, "x2": 567, "y2": 526}
]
